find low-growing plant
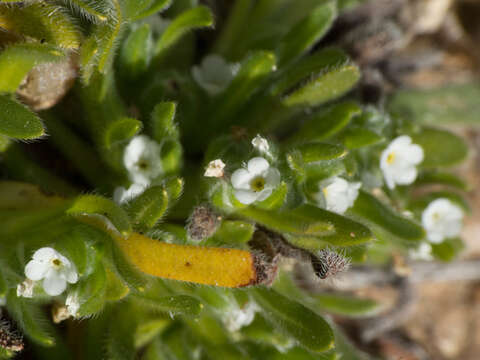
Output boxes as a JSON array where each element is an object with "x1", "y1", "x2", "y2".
[{"x1": 0, "y1": 0, "x2": 471, "y2": 359}]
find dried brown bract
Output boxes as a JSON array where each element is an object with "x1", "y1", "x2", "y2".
[{"x1": 186, "y1": 205, "x2": 221, "y2": 241}]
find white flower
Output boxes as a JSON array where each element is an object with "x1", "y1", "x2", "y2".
[
  {"x1": 66, "y1": 292, "x2": 80, "y2": 317},
  {"x1": 25, "y1": 247, "x2": 78, "y2": 296},
  {"x1": 0, "y1": 297, "x2": 6, "y2": 306},
  {"x1": 17, "y1": 279, "x2": 35, "y2": 298},
  {"x1": 410, "y1": 242, "x2": 433, "y2": 261},
  {"x1": 204, "y1": 159, "x2": 226, "y2": 178},
  {"x1": 422, "y1": 198, "x2": 463, "y2": 243},
  {"x1": 251, "y1": 134, "x2": 270, "y2": 155},
  {"x1": 380, "y1": 135, "x2": 424, "y2": 189},
  {"x1": 113, "y1": 183, "x2": 146, "y2": 204},
  {"x1": 315, "y1": 177, "x2": 361, "y2": 214},
  {"x1": 124, "y1": 135, "x2": 162, "y2": 186},
  {"x1": 192, "y1": 54, "x2": 237, "y2": 95},
  {"x1": 223, "y1": 302, "x2": 258, "y2": 332},
  {"x1": 231, "y1": 157, "x2": 280, "y2": 205}
]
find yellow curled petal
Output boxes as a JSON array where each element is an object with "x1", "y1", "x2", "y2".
[{"x1": 116, "y1": 232, "x2": 257, "y2": 288}]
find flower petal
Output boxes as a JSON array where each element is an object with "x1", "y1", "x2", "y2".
[
  {"x1": 65, "y1": 266, "x2": 78, "y2": 284},
  {"x1": 32, "y1": 247, "x2": 57, "y2": 261},
  {"x1": 256, "y1": 188, "x2": 273, "y2": 202},
  {"x1": 234, "y1": 189, "x2": 259, "y2": 205},
  {"x1": 43, "y1": 275, "x2": 67, "y2": 296},
  {"x1": 25, "y1": 260, "x2": 49, "y2": 281},
  {"x1": 231, "y1": 168, "x2": 252, "y2": 190},
  {"x1": 408, "y1": 144, "x2": 424, "y2": 164},
  {"x1": 265, "y1": 167, "x2": 281, "y2": 187},
  {"x1": 247, "y1": 157, "x2": 269, "y2": 176}
]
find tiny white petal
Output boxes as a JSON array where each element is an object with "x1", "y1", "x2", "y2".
[
  {"x1": 113, "y1": 183, "x2": 146, "y2": 204},
  {"x1": 123, "y1": 135, "x2": 162, "y2": 185},
  {"x1": 192, "y1": 54, "x2": 236, "y2": 95},
  {"x1": 251, "y1": 135, "x2": 270, "y2": 154},
  {"x1": 410, "y1": 242, "x2": 432, "y2": 260},
  {"x1": 316, "y1": 177, "x2": 361, "y2": 214},
  {"x1": 32, "y1": 247, "x2": 57, "y2": 262},
  {"x1": 265, "y1": 167, "x2": 281, "y2": 187},
  {"x1": 380, "y1": 135, "x2": 424, "y2": 189},
  {"x1": 231, "y1": 168, "x2": 252, "y2": 190},
  {"x1": 25, "y1": 260, "x2": 49, "y2": 281},
  {"x1": 0, "y1": 297, "x2": 6, "y2": 306},
  {"x1": 17, "y1": 279, "x2": 35, "y2": 298},
  {"x1": 65, "y1": 267, "x2": 78, "y2": 284},
  {"x1": 256, "y1": 188, "x2": 273, "y2": 202},
  {"x1": 422, "y1": 198, "x2": 464, "y2": 244},
  {"x1": 247, "y1": 157, "x2": 270, "y2": 176},
  {"x1": 234, "y1": 189, "x2": 259, "y2": 205},
  {"x1": 43, "y1": 275, "x2": 67, "y2": 296},
  {"x1": 224, "y1": 302, "x2": 258, "y2": 332},
  {"x1": 204, "y1": 159, "x2": 226, "y2": 178},
  {"x1": 66, "y1": 293, "x2": 80, "y2": 317}
]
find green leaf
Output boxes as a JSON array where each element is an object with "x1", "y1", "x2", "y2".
[
  {"x1": 311, "y1": 293, "x2": 378, "y2": 317},
  {"x1": 134, "y1": 318, "x2": 169, "y2": 348},
  {"x1": 415, "y1": 171, "x2": 469, "y2": 191},
  {"x1": 293, "y1": 142, "x2": 348, "y2": 163},
  {"x1": 0, "y1": 43, "x2": 65, "y2": 92},
  {"x1": 129, "y1": 0, "x2": 171, "y2": 20},
  {"x1": 60, "y1": 0, "x2": 110, "y2": 22},
  {"x1": 0, "y1": 3, "x2": 82, "y2": 49},
  {"x1": 271, "y1": 48, "x2": 349, "y2": 97},
  {"x1": 106, "y1": 307, "x2": 136, "y2": 360},
  {"x1": 210, "y1": 51, "x2": 277, "y2": 127},
  {"x1": 151, "y1": 102, "x2": 178, "y2": 142},
  {"x1": 79, "y1": 36, "x2": 99, "y2": 85},
  {"x1": 238, "y1": 206, "x2": 333, "y2": 237},
  {"x1": 276, "y1": 1, "x2": 336, "y2": 66},
  {"x1": 431, "y1": 238, "x2": 464, "y2": 262},
  {"x1": 253, "y1": 287, "x2": 334, "y2": 353},
  {"x1": 283, "y1": 63, "x2": 360, "y2": 107},
  {"x1": 134, "y1": 294, "x2": 203, "y2": 316},
  {"x1": 339, "y1": 127, "x2": 384, "y2": 149},
  {"x1": 127, "y1": 185, "x2": 169, "y2": 231},
  {"x1": 209, "y1": 220, "x2": 255, "y2": 245},
  {"x1": 388, "y1": 83, "x2": 480, "y2": 125},
  {"x1": 291, "y1": 204, "x2": 373, "y2": 246},
  {"x1": 350, "y1": 191, "x2": 425, "y2": 241},
  {"x1": 0, "y1": 95, "x2": 45, "y2": 139},
  {"x1": 411, "y1": 127, "x2": 468, "y2": 167},
  {"x1": 103, "y1": 117, "x2": 143, "y2": 149},
  {"x1": 291, "y1": 101, "x2": 361, "y2": 143},
  {"x1": 155, "y1": 6, "x2": 214, "y2": 58},
  {"x1": 7, "y1": 291, "x2": 55, "y2": 346},
  {"x1": 163, "y1": 177, "x2": 184, "y2": 203},
  {"x1": 67, "y1": 195, "x2": 132, "y2": 236},
  {"x1": 77, "y1": 263, "x2": 108, "y2": 317},
  {"x1": 119, "y1": 24, "x2": 153, "y2": 80}
]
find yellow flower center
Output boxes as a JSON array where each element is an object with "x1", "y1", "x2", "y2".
[
  {"x1": 52, "y1": 258, "x2": 62, "y2": 267},
  {"x1": 250, "y1": 176, "x2": 266, "y2": 192},
  {"x1": 386, "y1": 152, "x2": 395, "y2": 164},
  {"x1": 137, "y1": 159, "x2": 149, "y2": 170},
  {"x1": 322, "y1": 187, "x2": 328, "y2": 197}
]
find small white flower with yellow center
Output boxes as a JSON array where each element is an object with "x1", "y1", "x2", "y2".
[
  {"x1": 24, "y1": 247, "x2": 78, "y2": 296},
  {"x1": 113, "y1": 183, "x2": 146, "y2": 204},
  {"x1": 192, "y1": 54, "x2": 238, "y2": 95},
  {"x1": 422, "y1": 198, "x2": 463, "y2": 243},
  {"x1": 204, "y1": 159, "x2": 226, "y2": 178},
  {"x1": 231, "y1": 157, "x2": 280, "y2": 205},
  {"x1": 380, "y1": 135, "x2": 424, "y2": 189},
  {"x1": 315, "y1": 177, "x2": 361, "y2": 214},
  {"x1": 124, "y1": 135, "x2": 162, "y2": 186},
  {"x1": 251, "y1": 134, "x2": 270, "y2": 155}
]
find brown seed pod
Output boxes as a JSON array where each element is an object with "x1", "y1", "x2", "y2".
[
  {"x1": 186, "y1": 205, "x2": 221, "y2": 241},
  {"x1": 0, "y1": 320, "x2": 23, "y2": 352}
]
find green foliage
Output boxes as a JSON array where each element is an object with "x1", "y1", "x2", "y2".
[{"x1": 0, "y1": 95, "x2": 45, "y2": 139}]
